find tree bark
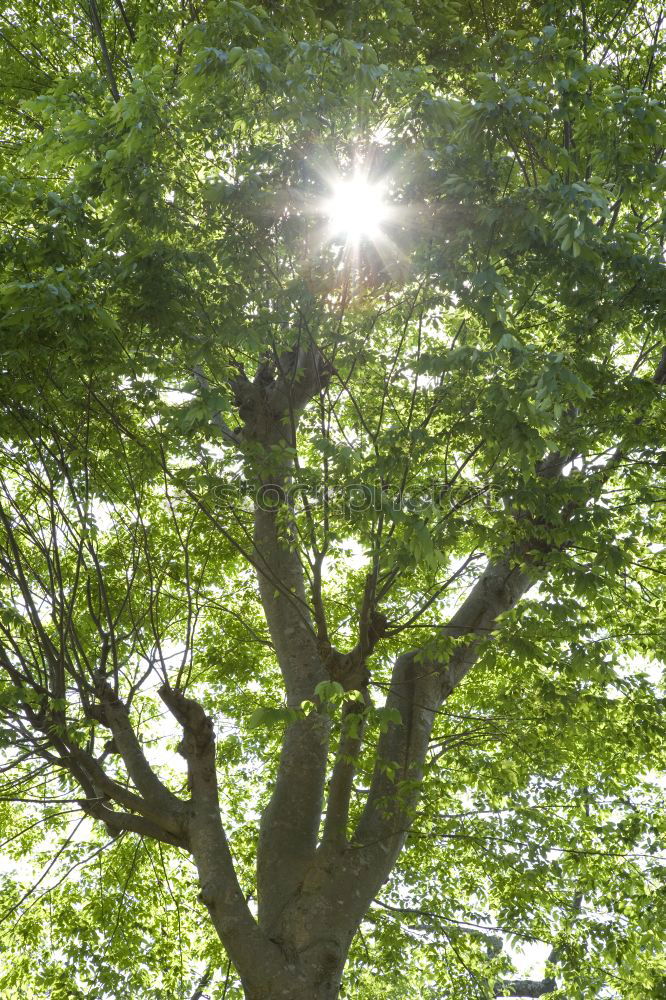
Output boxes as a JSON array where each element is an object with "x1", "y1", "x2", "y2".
[{"x1": 231, "y1": 345, "x2": 336, "y2": 935}]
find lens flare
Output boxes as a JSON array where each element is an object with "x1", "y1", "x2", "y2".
[{"x1": 324, "y1": 174, "x2": 388, "y2": 244}]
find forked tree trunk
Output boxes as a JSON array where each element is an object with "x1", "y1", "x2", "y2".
[{"x1": 202, "y1": 349, "x2": 562, "y2": 999}]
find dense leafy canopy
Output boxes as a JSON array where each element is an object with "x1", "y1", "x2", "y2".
[{"x1": 0, "y1": 1, "x2": 665, "y2": 997}]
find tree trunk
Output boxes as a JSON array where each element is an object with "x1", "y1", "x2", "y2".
[
  {"x1": 241, "y1": 952, "x2": 347, "y2": 1000},
  {"x1": 243, "y1": 984, "x2": 342, "y2": 1000}
]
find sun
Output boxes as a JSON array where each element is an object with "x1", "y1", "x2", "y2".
[{"x1": 324, "y1": 173, "x2": 389, "y2": 244}]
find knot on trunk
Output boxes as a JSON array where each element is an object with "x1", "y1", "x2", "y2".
[{"x1": 196, "y1": 887, "x2": 217, "y2": 910}]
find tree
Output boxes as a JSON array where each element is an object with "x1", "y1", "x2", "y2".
[{"x1": 0, "y1": 0, "x2": 665, "y2": 997}]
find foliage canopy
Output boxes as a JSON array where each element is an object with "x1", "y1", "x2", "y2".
[{"x1": 0, "y1": 1, "x2": 665, "y2": 997}]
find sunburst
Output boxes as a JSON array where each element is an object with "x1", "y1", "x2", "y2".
[{"x1": 323, "y1": 172, "x2": 389, "y2": 245}]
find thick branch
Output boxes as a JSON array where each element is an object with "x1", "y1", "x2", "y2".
[
  {"x1": 158, "y1": 685, "x2": 286, "y2": 993},
  {"x1": 231, "y1": 344, "x2": 335, "y2": 932},
  {"x1": 440, "y1": 555, "x2": 532, "y2": 697},
  {"x1": 80, "y1": 798, "x2": 185, "y2": 848},
  {"x1": 10, "y1": 688, "x2": 187, "y2": 844},
  {"x1": 67, "y1": 741, "x2": 186, "y2": 839},
  {"x1": 494, "y1": 979, "x2": 556, "y2": 998},
  {"x1": 322, "y1": 697, "x2": 368, "y2": 847},
  {"x1": 348, "y1": 651, "x2": 441, "y2": 894},
  {"x1": 350, "y1": 552, "x2": 533, "y2": 881},
  {"x1": 95, "y1": 678, "x2": 185, "y2": 815},
  {"x1": 342, "y1": 449, "x2": 575, "y2": 912}
]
